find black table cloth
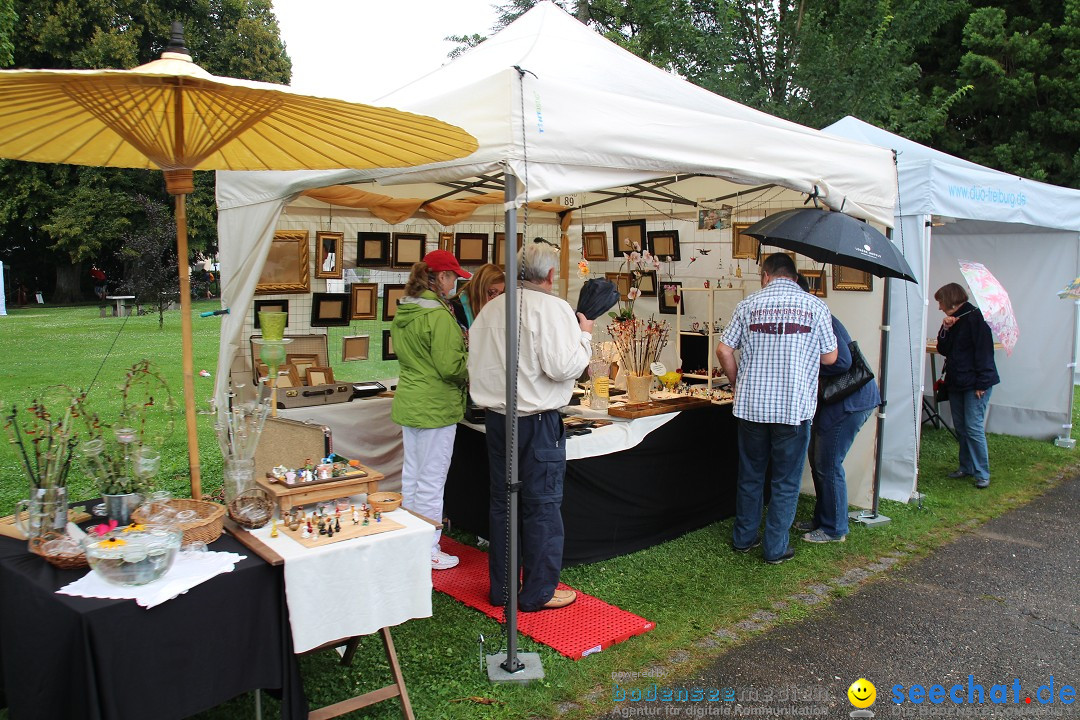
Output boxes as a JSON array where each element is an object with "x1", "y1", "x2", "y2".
[
  {"x1": 0, "y1": 513, "x2": 306, "y2": 720},
  {"x1": 445, "y1": 403, "x2": 738, "y2": 565}
]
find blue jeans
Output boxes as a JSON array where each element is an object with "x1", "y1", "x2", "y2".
[
  {"x1": 734, "y1": 419, "x2": 811, "y2": 561},
  {"x1": 950, "y1": 387, "x2": 992, "y2": 481},
  {"x1": 809, "y1": 408, "x2": 873, "y2": 538}
]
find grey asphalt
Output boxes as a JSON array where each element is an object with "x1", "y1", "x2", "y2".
[{"x1": 590, "y1": 475, "x2": 1079, "y2": 719}]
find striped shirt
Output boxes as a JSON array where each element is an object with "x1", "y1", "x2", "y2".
[{"x1": 720, "y1": 278, "x2": 836, "y2": 424}]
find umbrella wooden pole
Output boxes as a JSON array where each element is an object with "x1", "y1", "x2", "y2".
[{"x1": 168, "y1": 173, "x2": 202, "y2": 499}]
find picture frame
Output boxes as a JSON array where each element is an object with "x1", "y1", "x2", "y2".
[
  {"x1": 762, "y1": 247, "x2": 797, "y2": 264},
  {"x1": 341, "y1": 335, "x2": 370, "y2": 362},
  {"x1": 658, "y1": 281, "x2": 683, "y2": 315},
  {"x1": 382, "y1": 329, "x2": 397, "y2": 360},
  {"x1": 833, "y1": 265, "x2": 873, "y2": 292},
  {"x1": 392, "y1": 233, "x2": 426, "y2": 269},
  {"x1": 612, "y1": 219, "x2": 646, "y2": 256},
  {"x1": 252, "y1": 299, "x2": 288, "y2": 329},
  {"x1": 256, "y1": 230, "x2": 310, "y2": 295},
  {"x1": 357, "y1": 232, "x2": 390, "y2": 266},
  {"x1": 438, "y1": 232, "x2": 454, "y2": 252},
  {"x1": 310, "y1": 292, "x2": 351, "y2": 327},
  {"x1": 349, "y1": 283, "x2": 378, "y2": 320},
  {"x1": 732, "y1": 222, "x2": 760, "y2": 260},
  {"x1": 636, "y1": 270, "x2": 658, "y2": 297},
  {"x1": 305, "y1": 366, "x2": 335, "y2": 387},
  {"x1": 646, "y1": 229, "x2": 681, "y2": 261},
  {"x1": 286, "y1": 354, "x2": 320, "y2": 380},
  {"x1": 454, "y1": 232, "x2": 489, "y2": 265},
  {"x1": 582, "y1": 231, "x2": 609, "y2": 261},
  {"x1": 382, "y1": 283, "x2": 406, "y2": 322},
  {"x1": 802, "y1": 269, "x2": 827, "y2": 297},
  {"x1": 273, "y1": 364, "x2": 302, "y2": 389},
  {"x1": 494, "y1": 232, "x2": 524, "y2": 268},
  {"x1": 314, "y1": 231, "x2": 344, "y2": 279},
  {"x1": 605, "y1": 272, "x2": 633, "y2": 301}
]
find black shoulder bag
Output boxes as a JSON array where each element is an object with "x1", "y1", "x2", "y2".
[{"x1": 819, "y1": 340, "x2": 875, "y2": 404}]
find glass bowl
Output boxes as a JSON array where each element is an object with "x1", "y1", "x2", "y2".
[{"x1": 82, "y1": 525, "x2": 182, "y2": 586}]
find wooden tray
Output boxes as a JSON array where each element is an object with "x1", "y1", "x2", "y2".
[
  {"x1": 607, "y1": 396, "x2": 713, "y2": 419},
  {"x1": 279, "y1": 514, "x2": 404, "y2": 548},
  {"x1": 265, "y1": 468, "x2": 368, "y2": 488},
  {"x1": 256, "y1": 462, "x2": 383, "y2": 514},
  {"x1": 0, "y1": 508, "x2": 92, "y2": 540}
]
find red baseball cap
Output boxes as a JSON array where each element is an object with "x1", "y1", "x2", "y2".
[{"x1": 423, "y1": 249, "x2": 471, "y2": 279}]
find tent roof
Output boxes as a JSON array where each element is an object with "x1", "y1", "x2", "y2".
[
  {"x1": 823, "y1": 116, "x2": 1080, "y2": 232},
  {"x1": 217, "y1": 2, "x2": 896, "y2": 225}
]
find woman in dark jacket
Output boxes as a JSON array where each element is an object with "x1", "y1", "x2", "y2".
[{"x1": 935, "y1": 282, "x2": 1000, "y2": 488}]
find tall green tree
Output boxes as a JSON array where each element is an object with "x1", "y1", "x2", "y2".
[
  {"x1": 0, "y1": 0, "x2": 14, "y2": 66},
  {"x1": 0, "y1": 0, "x2": 291, "y2": 302}
]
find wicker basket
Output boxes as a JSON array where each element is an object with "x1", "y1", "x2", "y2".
[
  {"x1": 368, "y1": 491, "x2": 402, "y2": 514},
  {"x1": 29, "y1": 531, "x2": 89, "y2": 570},
  {"x1": 227, "y1": 489, "x2": 274, "y2": 530},
  {"x1": 132, "y1": 498, "x2": 225, "y2": 546}
]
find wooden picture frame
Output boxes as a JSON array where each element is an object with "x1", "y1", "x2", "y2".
[
  {"x1": 802, "y1": 269, "x2": 827, "y2": 298},
  {"x1": 833, "y1": 265, "x2": 873, "y2": 291},
  {"x1": 315, "y1": 231, "x2": 344, "y2": 279},
  {"x1": 612, "y1": 219, "x2": 646, "y2": 256},
  {"x1": 382, "y1": 329, "x2": 397, "y2": 360},
  {"x1": 636, "y1": 270, "x2": 658, "y2": 297},
  {"x1": 286, "y1": 354, "x2": 319, "y2": 380},
  {"x1": 256, "y1": 230, "x2": 310, "y2": 295},
  {"x1": 658, "y1": 281, "x2": 683, "y2": 315},
  {"x1": 454, "y1": 232, "x2": 489, "y2": 265},
  {"x1": 762, "y1": 247, "x2": 797, "y2": 265},
  {"x1": 732, "y1": 222, "x2": 760, "y2": 260},
  {"x1": 646, "y1": 230, "x2": 681, "y2": 261},
  {"x1": 357, "y1": 232, "x2": 390, "y2": 266},
  {"x1": 494, "y1": 232, "x2": 524, "y2": 268},
  {"x1": 305, "y1": 366, "x2": 335, "y2": 386},
  {"x1": 349, "y1": 283, "x2": 378, "y2": 320},
  {"x1": 605, "y1": 272, "x2": 633, "y2": 301},
  {"x1": 342, "y1": 335, "x2": 370, "y2": 362},
  {"x1": 438, "y1": 232, "x2": 454, "y2": 252},
  {"x1": 382, "y1": 283, "x2": 406, "y2": 321},
  {"x1": 253, "y1": 299, "x2": 288, "y2": 329},
  {"x1": 583, "y1": 231, "x2": 608, "y2": 261},
  {"x1": 310, "y1": 292, "x2": 351, "y2": 327},
  {"x1": 392, "y1": 233, "x2": 426, "y2": 269},
  {"x1": 273, "y1": 364, "x2": 302, "y2": 389}
]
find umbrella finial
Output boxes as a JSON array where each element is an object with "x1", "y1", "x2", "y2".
[{"x1": 165, "y1": 21, "x2": 189, "y2": 56}]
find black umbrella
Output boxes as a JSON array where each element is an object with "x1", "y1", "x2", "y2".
[
  {"x1": 746, "y1": 208, "x2": 916, "y2": 282},
  {"x1": 576, "y1": 277, "x2": 621, "y2": 320}
]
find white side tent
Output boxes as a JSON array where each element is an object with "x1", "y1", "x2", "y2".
[{"x1": 823, "y1": 116, "x2": 1080, "y2": 502}]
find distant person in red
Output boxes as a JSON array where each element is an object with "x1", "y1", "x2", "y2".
[{"x1": 91, "y1": 265, "x2": 109, "y2": 316}]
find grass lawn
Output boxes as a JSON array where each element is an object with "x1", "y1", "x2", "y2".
[{"x1": 2, "y1": 303, "x2": 1077, "y2": 719}]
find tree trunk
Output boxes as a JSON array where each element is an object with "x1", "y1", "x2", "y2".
[{"x1": 53, "y1": 262, "x2": 82, "y2": 304}]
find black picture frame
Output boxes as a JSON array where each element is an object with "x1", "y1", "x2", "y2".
[
  {"x1": 356, "y1": 232, "x2": 390, "y2": 267},
  {"x1": 309, "y1": 292, "x2": 351, "y2": 327},
  {"x1": 612, "y1": 219, "x2": 646, "y2": 257},
  {"x1": 382, "y1": 283, "x2": 406, "y2": 322},
  {"x1": 647, "y1": 229, "x2": 681, "y2": 262},
  {"x1": 636, "y1": 270, "x2": 658, "y2": 297},
  {"x1": 658, "y1": 281, "x2": 683, "y2": 315},
  {"x1": 382, "y1": 329, "x2": 397, "y2": 360},
  {"x1": 392, "y1": 233, "x2": 426, "y2": 269},
  {"x1": 454, "y1": 232, "x2": 489, "y2": 265},
  {"x1": 253, "y1": 299, "x2": 289, "y2": 329}
]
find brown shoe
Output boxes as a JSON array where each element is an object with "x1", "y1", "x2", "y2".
[{"x1": 539, "y1": 589, "x2": 577, "y2": 610}]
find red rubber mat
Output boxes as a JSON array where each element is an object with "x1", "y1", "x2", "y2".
[{"x1": 431, "y1": 537, "x2": 655, "y2": 660}]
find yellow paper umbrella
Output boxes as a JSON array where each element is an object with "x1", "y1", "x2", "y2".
[{"x1": 0, "y1": 24, "x2": 478, "y2": 499}]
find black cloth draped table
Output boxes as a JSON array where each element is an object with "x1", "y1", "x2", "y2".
[{"x1": 0, "y1": 515, "x2": 306, "y2": 720}]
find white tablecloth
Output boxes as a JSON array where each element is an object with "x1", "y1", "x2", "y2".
[{"x1": 247, "y1": 508, "x2": 434, "y2": 653}]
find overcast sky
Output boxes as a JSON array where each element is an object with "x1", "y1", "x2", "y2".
[{"x1": 271, "y1": 0, "x2": 500, "y2": 103}]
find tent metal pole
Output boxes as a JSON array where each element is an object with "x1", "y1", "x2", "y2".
[
  {"x1": 1055, "y1": 298, "x2": 1079, "y2": 449},
  {"x1": 853, "y1": 274, "x2": 892, "y2": 528}
]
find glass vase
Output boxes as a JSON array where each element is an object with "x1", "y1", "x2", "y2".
[
  {"x1": 15, "y1": 486, "x2": 68, "y2": 550},
  {"x1": 588, "y1": 359, "x2": 611, "y2": 411},
  {"x1": 223, "y1": 458, "x2": 256, "y2": 505}
]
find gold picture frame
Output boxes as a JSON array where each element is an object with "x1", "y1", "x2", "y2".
[
  {"x1": 438, "y1": 232, "x2": 454, "y2": 252},
  {"x1": 286, "y1": 353, "x2": 319, "y2": 380},
  {"x1": 305, "y1": 366, "x2": 335, "y2": 386},
  {"x1": 350, "y1": 283, "x2": 378, "y2": 320},
  {"x1": 833, "y1": 265, "x2": 873, "y2": 291},
  {"x1": 342, "y1": 335, "x2": 370, "y2": 362},
  {"x1": 382, "y1": 283, "x2": 406, "y2": 321},
  {"x1": 732, "y1": 222, "x2": 760, "y2": 260},
  {"x1": 494, "y1": 232, "x2": 524, "y2": 268},
  {"x1": 583, "y1": 231, "x2": 608, "y2": 261},
  {"x1": 802, "y1": 269, "x2": 827, "y2": 297},
  {"x1": 392, "y1": 233, "x2": 426, "y2": 269},
  {"x1": 273, "y1": 364, "x2": 302, "y2": 389},
  {"x1": 605, "y1": 272, "x2": 633, "y2": 301},
  {"x1": 256, "y1": 230, "x2": 310, "y2": 295},
  {"x1": 315, "y1": 231, "x2": 344, "y2": 279}
]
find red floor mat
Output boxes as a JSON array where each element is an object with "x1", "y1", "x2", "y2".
[{"x1": 431, "y1": 537, "x2": 655, "y2": 660}]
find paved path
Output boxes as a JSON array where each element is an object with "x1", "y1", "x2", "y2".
[{"x1": 591, "y1": 475, "x2": 1079, "y2": 719}]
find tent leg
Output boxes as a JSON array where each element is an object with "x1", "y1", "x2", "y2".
[
  {"x1": 174, "y1": 191, "x2": 203, "y2": 499},
  {"x1": 1055, "y1": 299, "x2": 1079, "y2": 449},
  {"x1": 853, "y1": 275, "x2": 891, "y2": 528}
]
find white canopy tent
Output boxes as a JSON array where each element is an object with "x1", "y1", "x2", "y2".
[{"x1": 824, "y1": 116, "x2": 1080, "y2": 503}]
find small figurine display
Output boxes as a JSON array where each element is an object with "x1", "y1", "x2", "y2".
[
  {"x1": 270, "y1": 519, "x2": 279, "y2": 538},
  {"x1": 352, "y1": 505, "x2": 359, "y2": 525}
]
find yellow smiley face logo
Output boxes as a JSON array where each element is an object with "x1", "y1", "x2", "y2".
[{"x1": 847, "y1": 678, "x2": 876, "y2": 708}]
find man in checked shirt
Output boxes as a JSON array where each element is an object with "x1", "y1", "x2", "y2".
[{"x1": 715, "y1": 253, "x2": 837, "y2": 565}]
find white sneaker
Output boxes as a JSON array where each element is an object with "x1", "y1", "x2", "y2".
[{"x1": 431, "y1": 550, "x2": 459, "y2": 570}]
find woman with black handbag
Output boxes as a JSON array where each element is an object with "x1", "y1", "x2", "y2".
[{"x1": 797, "y1": 276, "x2": 880, "y2": 543}]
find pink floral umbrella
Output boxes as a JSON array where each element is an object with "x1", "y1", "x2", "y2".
[{"x1": 958, "y1": 260, "x2": 1018, "y2": 356}]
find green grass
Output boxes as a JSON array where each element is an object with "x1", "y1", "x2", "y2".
[{"x1": 2, "y1": 303, "x2": 1077, "y2": 720}]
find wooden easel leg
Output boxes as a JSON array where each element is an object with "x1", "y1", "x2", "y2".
[
  {"x1": 306, "y1": 628, "x2": 414, "y2": 720},
  {"x1": 381, "y1": 627, "x2": 415, "y2": 720},
  {"x1": 339, "y1": 636, "x2": 361, "y2": 666}
]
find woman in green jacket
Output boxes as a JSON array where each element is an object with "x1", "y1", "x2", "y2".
[{"x1": 390, "y1": 250, "x2": 470, "y2": 570}]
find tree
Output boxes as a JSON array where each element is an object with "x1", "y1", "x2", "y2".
[
  {"x1": 116, "y1": 195, "x2": 179, "y2": 328},
  {"x1": 0, "y1": 0, "x2": 14, "y2": 66},
  {"x1": 0, "y1": 0, "x2": 292, "y2": 302}
]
